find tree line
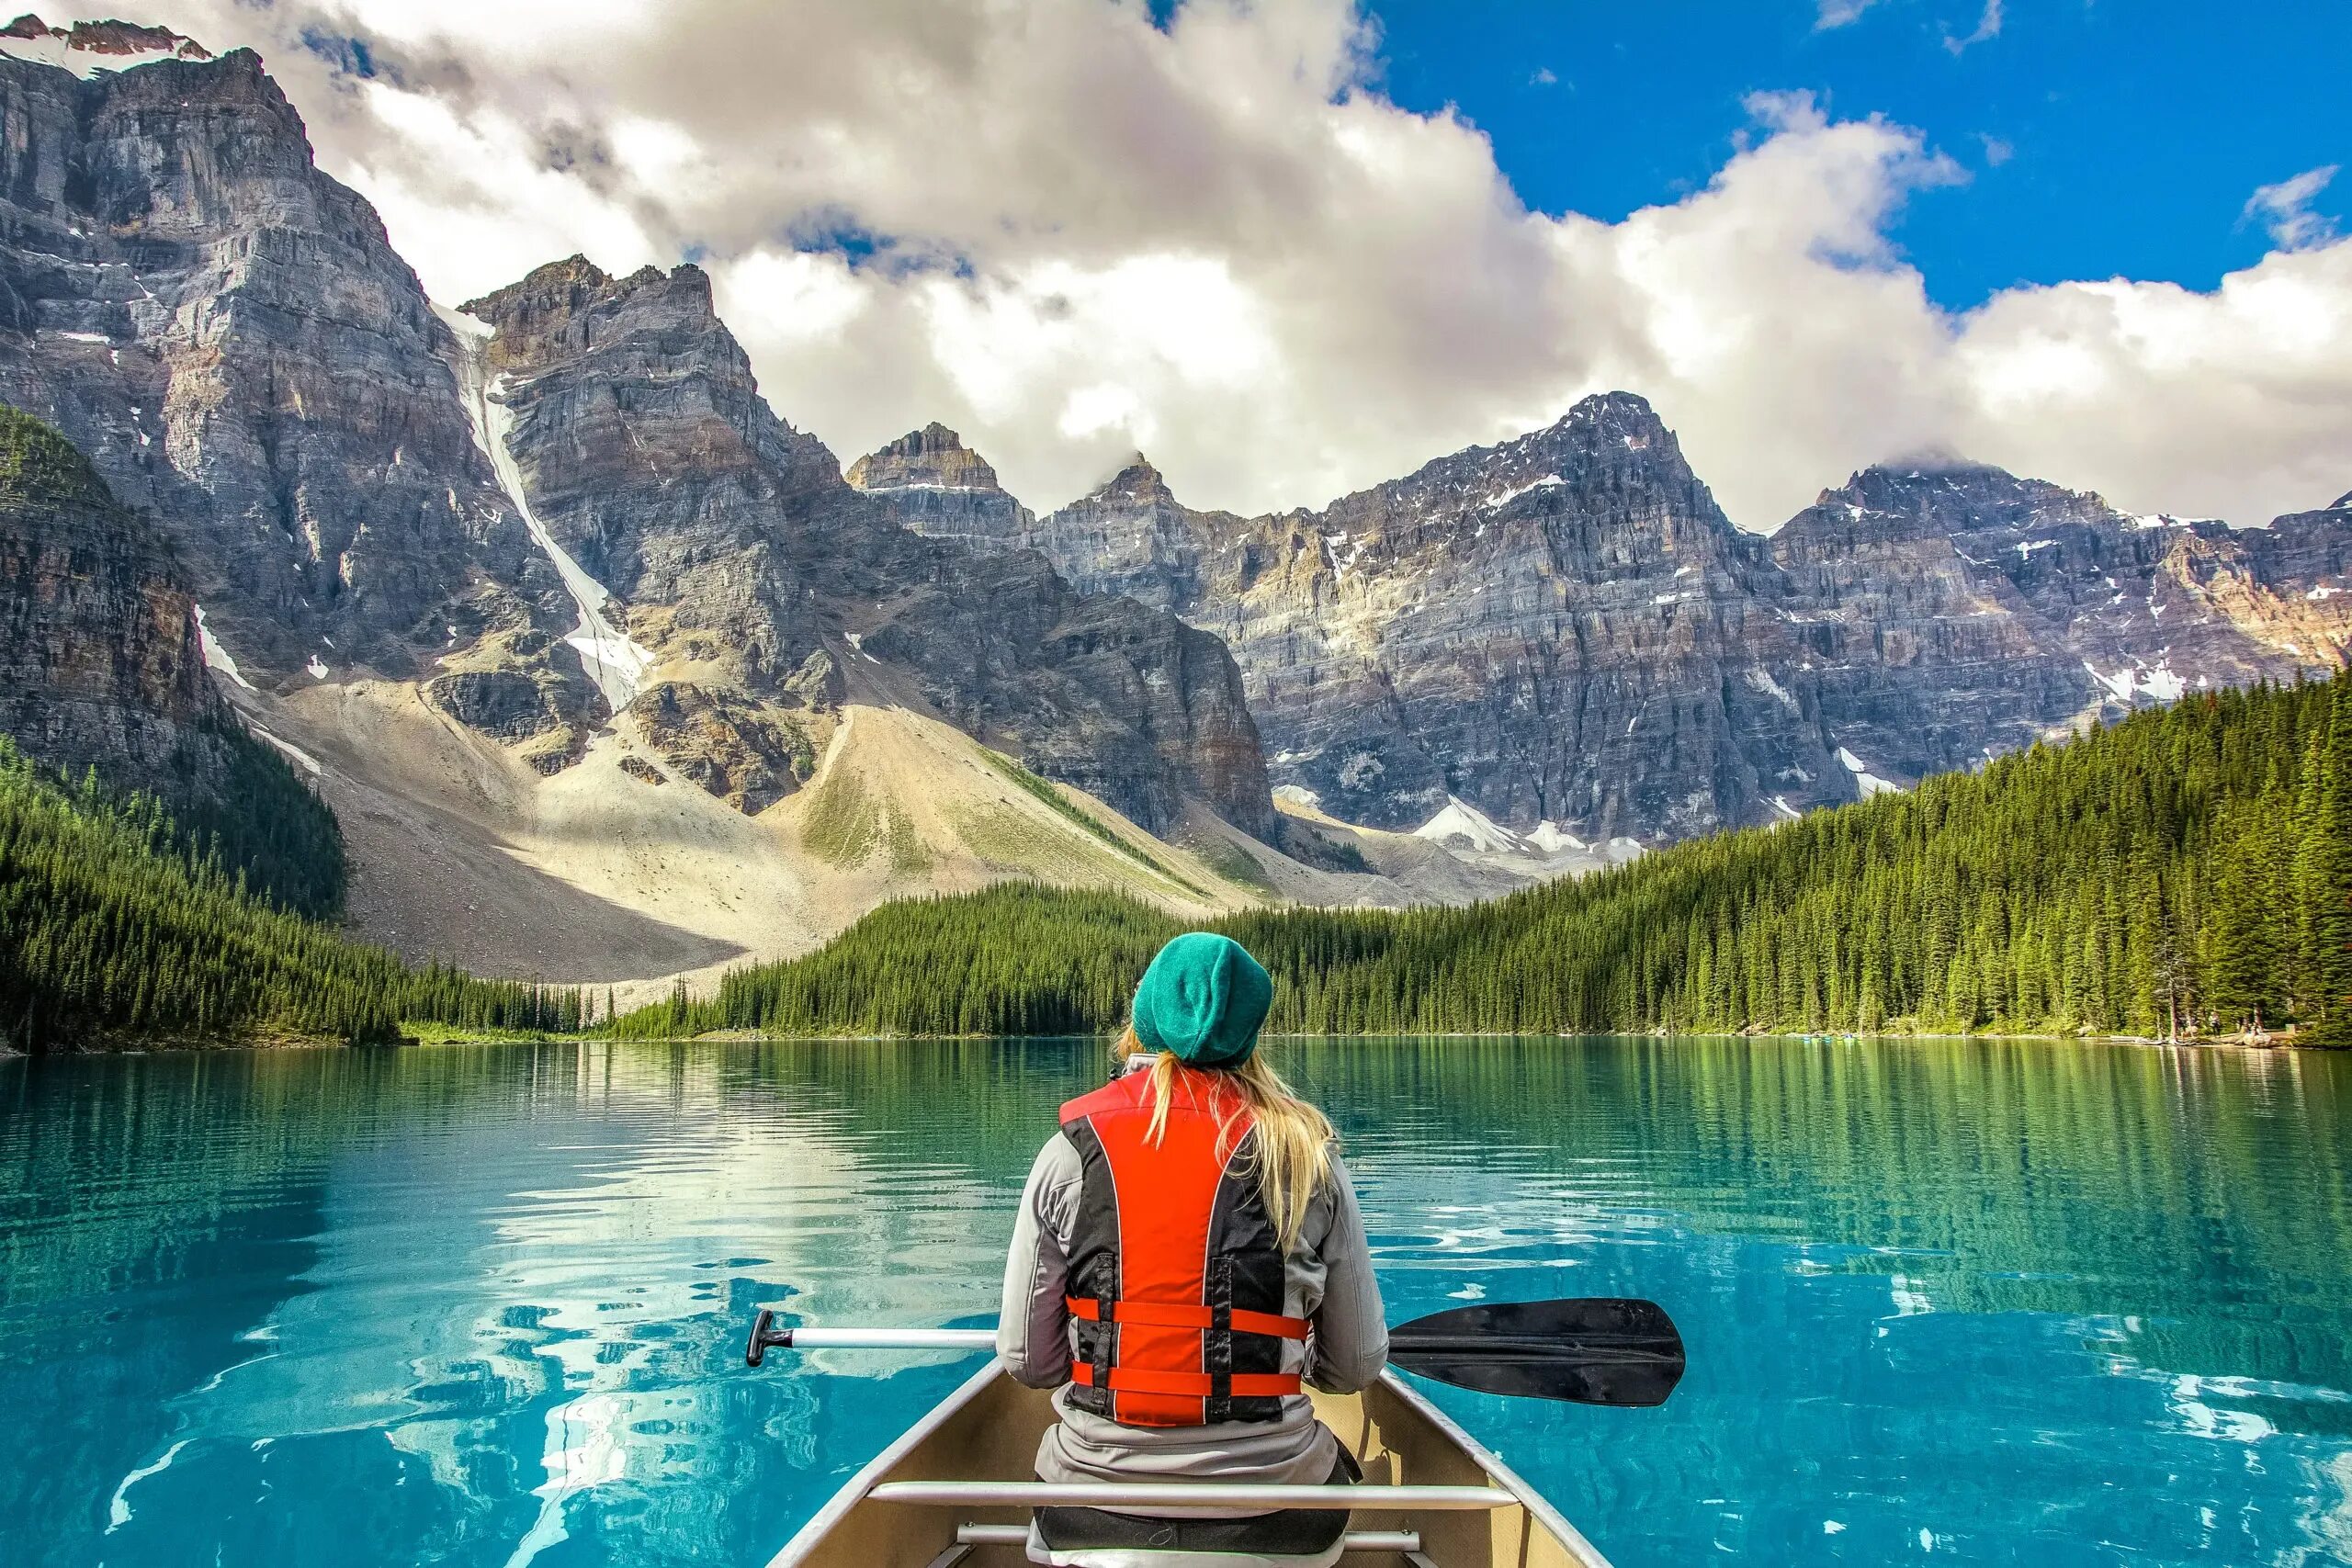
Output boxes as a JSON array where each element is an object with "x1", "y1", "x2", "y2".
[
  {"x1": 0, "y1": 738, "x2": 583, "y2": 1050},
  {"x1": 612, "y1": 670, "x2": 2352, "y2": 1045},
  {"x1": 9, "y1": 663, "x2": 2346, "y2": 1052}
]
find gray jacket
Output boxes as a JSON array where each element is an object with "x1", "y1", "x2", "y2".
[{"x1": 997, "y1": 1115, "x2": 1387, "y2": 1487}]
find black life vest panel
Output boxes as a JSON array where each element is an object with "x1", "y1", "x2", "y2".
[{"x1": 1057, "y1": 1066, "x2": 1309, "y2": 1427}]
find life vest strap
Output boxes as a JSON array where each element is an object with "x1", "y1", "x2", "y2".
[
  {"x1": 1070, "y1": 1364, "x2": 1304, "y2": 1398},
  {"x1": 1067, "y1": 1296, "x2": 1310, "y2": 1340}
]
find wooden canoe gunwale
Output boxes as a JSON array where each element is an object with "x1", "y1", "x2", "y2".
[{"x1": 764, "y1": 1358, "x2": 1618, "y2": 1568}]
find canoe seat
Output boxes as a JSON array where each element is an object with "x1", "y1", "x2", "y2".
[
  {"x1": 942, "y1": 1521, "x2": 1431, "y2": 1567},
  {"x1": 1029, "y1": 1498, "x2": 1348, "y2": 1568}
]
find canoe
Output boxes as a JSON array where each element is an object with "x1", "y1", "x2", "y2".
[{"x1": 767, "y1": 1358, "x2": 1614, "y2": 1568}]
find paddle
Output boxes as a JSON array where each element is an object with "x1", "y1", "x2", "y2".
[{"x1": 746, "y1": 1295, "x2": 1683, "y2": 1407}]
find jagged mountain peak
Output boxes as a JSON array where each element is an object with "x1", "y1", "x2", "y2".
[
  {"x1": 1785, "y1": 457, "x2": 2125, "y2": 546},
  {"x1": 1083, "y1": 451, "x2": 1176, "y2": 505},
  {"x1": 865, "y1": 421, "x2": 973, "y2": 461},
  {"x1": 845, "y1": 422, "x2": 1005, "y2": 495},
  {"x1": 1558, "y1": 388, "x2": 1667, "y2": 431},
  {"x1": 1331, "y1": 392, "x2": 1713, "y2": 537},
  {"x1": 462, "y1": 255, "x2": 711, "y2": 322},
  {"x1": 0, "y1": 14, "x2": 212, "y2": 75}
]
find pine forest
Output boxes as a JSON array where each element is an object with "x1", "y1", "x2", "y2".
[{"x1": 609, "y1": 669, "x2": 2352, "y2": 1047}]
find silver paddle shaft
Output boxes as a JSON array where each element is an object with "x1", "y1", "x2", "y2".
[{"x1": 778, "y1": 1327, "x2": 997, "y2": 1350}]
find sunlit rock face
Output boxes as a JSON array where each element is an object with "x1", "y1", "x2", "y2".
[
  {"x1": 0, "y1": 40, "x2": 1274, "y2": 838},
  {"x1": 866, "y1": 403, "x2": 2352, "y2": 846},
  {"x1": 463, "y1": 258, "x2": 1274, "y2": 835},
  {"x1": 1770, "y1": 462, "x2": 2352, "y2": 790},
  {"x1": 846, "y1": 423, "x2": 1033, "y2": 545},
  {"x1": 879, "y1": 394, "x2": 1845, "y2": 841},
  {"x1": 0, "y1": 43, "x2": 540, "y2": 683}
]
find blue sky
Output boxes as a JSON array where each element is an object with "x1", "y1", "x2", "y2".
[{"x1": 1359, "y1": 1, "x2": 2346, "y2": 309}]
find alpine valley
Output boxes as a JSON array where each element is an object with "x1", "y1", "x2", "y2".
[{"x1": 1, "y1": 21, "x2": 2348, "y2": 1008}]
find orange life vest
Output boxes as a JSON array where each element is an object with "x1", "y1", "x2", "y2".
[{"x1": 1058, "y1": 1066, "x2": 1311, "y2": 1427}]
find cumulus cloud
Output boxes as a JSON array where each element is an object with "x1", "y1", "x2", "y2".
[
  {"x1": 108, "y1": 0, "x2": 2352, "y2": 526},
  {"x1": 2244, "y1": 165, "x2": 2341, "y2": 252}
]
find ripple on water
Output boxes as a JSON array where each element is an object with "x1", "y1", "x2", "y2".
[{"x1": 2, "y1": 1035, "x2": 2349, "y2": 1568}]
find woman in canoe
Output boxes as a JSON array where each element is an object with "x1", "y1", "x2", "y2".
[{"x1": 998, "y1": 931, "x2": 1388, "y2": 1565}]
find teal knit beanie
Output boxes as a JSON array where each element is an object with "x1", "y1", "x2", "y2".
[{"x1": 1130, "y1": 932, "x2": 1272, "y2": 1067}]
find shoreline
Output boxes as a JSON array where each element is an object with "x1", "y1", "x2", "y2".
[{"x1": 8, "y1": 1026, "x2": 2334, "y2": 1059}]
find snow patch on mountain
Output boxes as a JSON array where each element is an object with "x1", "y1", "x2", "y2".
[
  {"x1": 192, "y1": 605, "x2": 254, "y2": 692},
  {"x1": 1526, "y1": 819, "x2": 1587, "y2": 853},
  {"x1": 1482, "y1": 475, "x2": 1563, "y2": 511},
  {"x1": 2084, "y1": 658, "x2": 2188, "y2": 705},
  {"x1": 1837, "y1": 746, "x2": 1903, "y2": 797},
  {"x1": 438, "y1": 303, "x2": 657, "y2": 716},
  {"x1": 1745, "y1": 665, "x2": 1800, "y2": 711},
  {"x1": 1408, "y1": 799, "x2": 1606, "y2": 862},
  {"x1": 1414, "y1": 795, "x2": 1527, "y2": 855}
]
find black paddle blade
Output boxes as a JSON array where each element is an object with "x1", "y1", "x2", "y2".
[{"x1": 1385, "y1": 1296, "x2": 1685, "y2": 1407}]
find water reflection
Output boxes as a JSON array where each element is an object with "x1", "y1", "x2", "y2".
[{"x1": 2, "y1": 1036, "x2": 2347, "y2": 1567}]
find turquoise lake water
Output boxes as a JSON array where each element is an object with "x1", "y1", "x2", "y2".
[{"x1": 4, "y1": 1037, "x2": 2350, "y2": 1567}]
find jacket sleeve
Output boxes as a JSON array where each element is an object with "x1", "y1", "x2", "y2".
[
  {"x1": 997, "y1": 1133, "x2": 1081, "y2": 1388},
  {"x1": 1306, "y1": 1151, "x2": 1389, "y2": 1393}
]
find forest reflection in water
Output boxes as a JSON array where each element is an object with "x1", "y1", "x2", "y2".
[{"x1": 2, "y1": 1034, "x2": 2347, "y2": 1567}]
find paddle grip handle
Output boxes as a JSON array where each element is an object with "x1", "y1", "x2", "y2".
[{"x1": 746, "y1": 1307, "x2": 794, "y2": 1367}]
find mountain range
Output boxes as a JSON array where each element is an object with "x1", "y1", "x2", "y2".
[
  {"x1": 0, "y1": 23, "x2": 2345, "y2": 989},
  {"x1": 852, "y1": 405, "x2": 2352, "y2": 844}
]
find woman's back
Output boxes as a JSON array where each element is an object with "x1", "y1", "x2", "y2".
[{"x1": 996, "y1": 932, "x2": 1387, "y2": 1502}]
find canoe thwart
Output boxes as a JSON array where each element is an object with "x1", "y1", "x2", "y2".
[
  {"x1": 953, "y1": 1525, "x2": 1426, "y2": 1553},
  {"x1": 868, "y1": 1481, "x2": 1520, "y2": 1510}
]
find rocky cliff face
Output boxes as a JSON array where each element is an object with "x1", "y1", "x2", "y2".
[
  {"x1": 865, "y1": 400, "x2": 2352, "y2": 844},
  {"x1": 845, "y1": 422, "x2": 1033, "y2": 544},
  {"x1": 874, "y1": 395, "x2": 1838, "y2": 839},
  {"x1": 1767, "y1": 461, "x2": 2351, "y2": 788},
  {"x1": 0, "y1": 405, "x2": 220, "y2": 788},
  {"x1": 458, "y1": 258, "x2": 1272, "y2": 836},
  {"x1": 0, "y1": 41, "x2": 543, "y2": 687},
  {"x1": 0, "y1": 39, "x2": 1272, "y2": 842},
  {"x1": 0, "y1": 404, "x2": 345, "y2": 914}
]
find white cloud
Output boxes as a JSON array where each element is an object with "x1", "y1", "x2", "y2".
[
  {"x1": 1943, "y1": 0, "x2": 2003, "y2": 54},
  {"x1": 2243, "y1": 165, "x2": 2341, "y2": 252},
  {"x1": 107, "y1": 0, "x2": 2352, "y2": 527},
  {"x1": 1815, "y1": 0, "x2": 1882, "y2": 29}
]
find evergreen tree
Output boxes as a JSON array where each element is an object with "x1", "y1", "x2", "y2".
[{"x1": 2305, "y1": 682, "x2": 2352, "y2": 1043}]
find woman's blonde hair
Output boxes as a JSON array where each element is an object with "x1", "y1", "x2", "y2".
[{"x1": 1114, "y1": 1025, "x2": 1336, "y2": 1251}]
